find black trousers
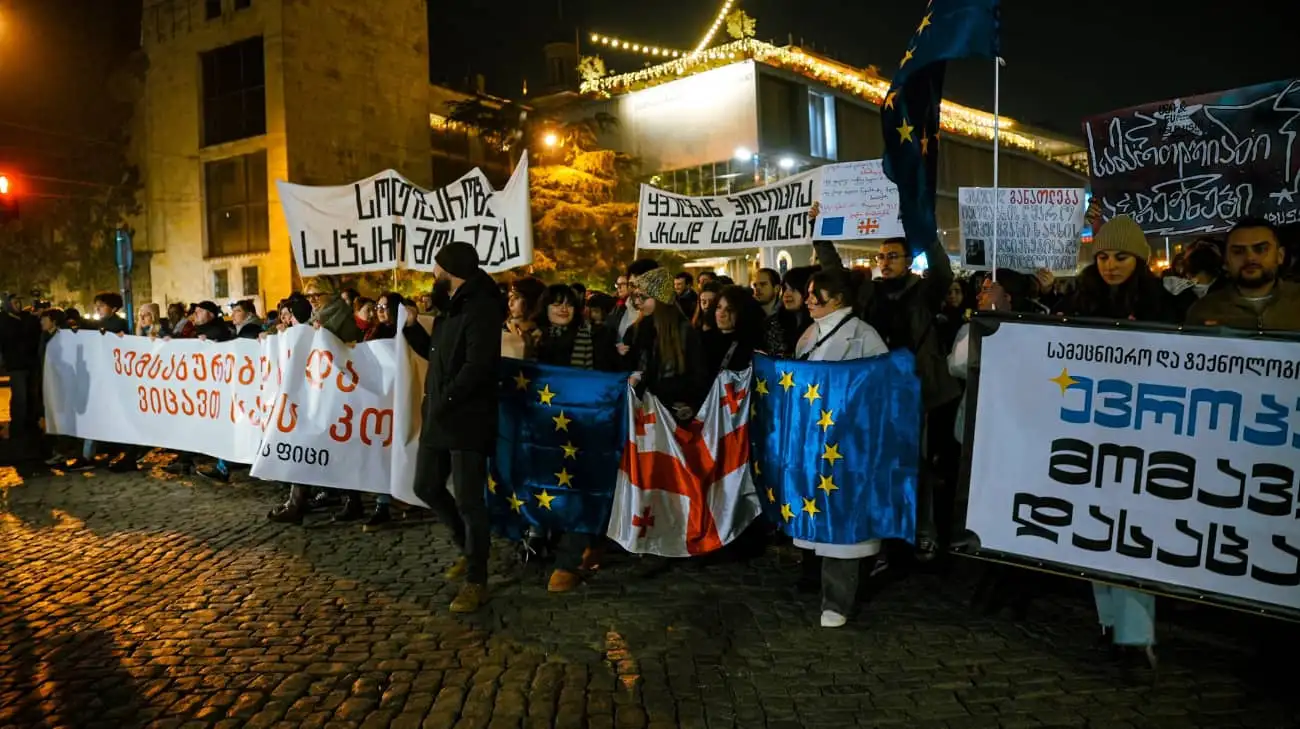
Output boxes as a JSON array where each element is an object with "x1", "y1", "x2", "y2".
[{"x1": 414, "y1": 446, "x2": 491, "y2": 585}]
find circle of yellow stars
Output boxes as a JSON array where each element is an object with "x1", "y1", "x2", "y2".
[
  {"x1": 889, "y1": 6, "x2": 940, "y2": 160},
  {"x1": 503, "y1": 369, "x2": 584, "y2": 516},
  {"x1": 758, "y1": 369, "x2": 843, "y2": 526}
]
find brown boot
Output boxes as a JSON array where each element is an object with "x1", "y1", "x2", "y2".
[
  {"x1": 548, "y1": 569, "x2": 581, "y2": 593},
  {"x1": 450, "y1": 583, "x2": 487, "y2": 613}
]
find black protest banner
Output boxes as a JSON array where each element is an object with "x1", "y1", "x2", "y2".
[
  {"x1": 635, "y1": 168, "x2": 821, "y2": 250},
  {"x1": 1083, "y1": 79, "x2": 1300, "y2": 235}
]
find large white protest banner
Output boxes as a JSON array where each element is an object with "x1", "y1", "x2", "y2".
[
  {"x1": 277, "y1": 153, "x2": 533, "y2": 276},
  {"x1": 43, "y1": 322, "x2": 428, "y2": 501},
  {"x1": 958, "y1": 188, "x2": 1085, "y2": 274},
  {"x1": 635, "y1": 167, "x2": 820, "y2": 250},
  {"x1": 965, "y1": 319, "x2": 1300, "y2": 612},
  {"x1": 815, "y1": 159, "x2": 904, "y2": 241}
]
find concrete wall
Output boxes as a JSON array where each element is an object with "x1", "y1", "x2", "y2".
[{"x1": 138, "y1": 0, "x2": 431, "y2": 307}]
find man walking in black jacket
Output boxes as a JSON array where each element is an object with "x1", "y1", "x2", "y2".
[{"x1": 405, "y1": 241, "x2": 502, "y2": 613}]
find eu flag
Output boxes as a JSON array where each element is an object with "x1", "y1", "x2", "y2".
[
  {"x1": 751, "y1": 351, "x2": 921, "y2": 545},
  {"x1": 882, "y1": 0, "x2": 1001, "y2": 251},
  {"x1": 489, "y1": 360, "x2": 628, "y2": 538}
]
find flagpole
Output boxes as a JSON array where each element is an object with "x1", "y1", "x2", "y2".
[{"x1": 991, "y1": 56, "x2": 1005, "y2": 283}]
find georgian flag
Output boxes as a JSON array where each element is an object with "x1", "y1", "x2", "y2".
[{"x1": 606, "y1": 368, "x2": 762, "y2": 557}]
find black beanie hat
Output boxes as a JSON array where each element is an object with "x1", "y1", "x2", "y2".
[{"x1": 435, "y1": 241, "x2": 480, "y2": 279}]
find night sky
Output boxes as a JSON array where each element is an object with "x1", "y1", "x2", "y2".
[{"x1": 431, "y1": 0, "x2": 1296, "y2": 135}]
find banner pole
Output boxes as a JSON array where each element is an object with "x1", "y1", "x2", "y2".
[{"x1": 991, "y1": 56, "x2": 1004, "y2": 283}]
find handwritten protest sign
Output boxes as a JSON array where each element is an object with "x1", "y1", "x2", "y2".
[
  {"x1": 277, "y1": 153, "x2": 533, "y2": 276},
  {"x1": 635, "y1": 168, "x2": 820, "y2": 250},
  {"x1": 958, "y1": 188, "x2": 1085, "y2": 273},
  {"x1": 1083, "y1": 79, "x2": 1300, "y2": 235},
  {"x1": 815, "y1": 159, "x2": 904, "y2": 240}
]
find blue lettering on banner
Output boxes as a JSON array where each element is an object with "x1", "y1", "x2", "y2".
[{"x1": 1059, "y1": 375, "x2": 1300, "y2": 450}]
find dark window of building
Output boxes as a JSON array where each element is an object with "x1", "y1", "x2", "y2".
[
  {"x1": 205, "y1": 0, "x2": 223, "y2": 20},
  {"x1": 757, "y1": 74, "x2": 807, "y2": 154},
  {"x1": 234, "y1": 0, "x2": 251, "y2": 9},
  {"x1": 204, "y1": 150, "x2": 269, "y2": 258},
  {"x1": 834, "y1": 99, "x2": 881, "y2": 162},
  {"x1": 241, "y1": 266, "x2": 259, "y2": 296},
  {"x1": 213, "y1": 269, "x2": 230, "y2": 299},
  {"x1": 201, "y1": 36, "x2": 266, "y2": 147}
]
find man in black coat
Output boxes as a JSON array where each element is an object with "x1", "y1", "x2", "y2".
[{"x1": 404, "y1": 241, "x2": 502, "y2": 613}]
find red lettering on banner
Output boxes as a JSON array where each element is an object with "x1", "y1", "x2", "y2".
[
  {"x1": 274, "y1": 394, "x2": 298, "y2": 433},
  {"x1": 360, "y1": 408, "x2": 393, "y2": 447},
  {"x1": 191, "y1": 353, "x2": 208, "y2": 381},
  {"x1": 113, "y1": 348, "x2": 123, "y2": 374},
  {"x1": 135, "y1": 385, "x2": 221, "y2": 420},
  {"x1": 306, "y1": 349, "x2": 334, "y2": 389},
  {"x1": 336, "y1": 360, "x2": 360, "y2": 393},
  {"x1": 330, "y1": 404, "x2": 354, "y2": 443},
  {"x1": 238, "y1": 356, "x2": 256, "y2": 385}
]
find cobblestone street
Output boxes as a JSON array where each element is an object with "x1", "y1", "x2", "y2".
[{"x1": 0, "y1": 454, "x2": 1296, "y2": 729}]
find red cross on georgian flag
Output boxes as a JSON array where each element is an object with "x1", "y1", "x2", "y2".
[{"x1": 607, "y1": 368, "x2": 762, "y2": 557}]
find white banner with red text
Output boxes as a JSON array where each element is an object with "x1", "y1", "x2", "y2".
[{"x1": 42, "y1": 325, "x2": 428, "y2": 504}]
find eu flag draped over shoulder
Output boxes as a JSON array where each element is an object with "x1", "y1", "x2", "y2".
[
  {"x1": 751, "y1": 352, "x2": 921, "y2": 545},
  {"x1": 882, "y1": 0, "x2": 1001, "y2": 251},
  {"x1": 488, "y1": 359, "x2": 628, "y2": 538}
]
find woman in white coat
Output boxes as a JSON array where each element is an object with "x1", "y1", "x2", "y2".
[{"x1": 794, "y1": 268, "x2": 890, "y2": 628}]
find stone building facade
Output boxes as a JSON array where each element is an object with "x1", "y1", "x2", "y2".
[{"x1": 136, "y1": 0, "x2": 431, "y2": 309}]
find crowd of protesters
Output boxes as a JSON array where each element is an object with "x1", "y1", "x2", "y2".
[{"x1": 2, "y1": 205, "x2": 1297, "y2": 646}]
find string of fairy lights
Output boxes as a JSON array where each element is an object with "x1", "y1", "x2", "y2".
[
  {"x1": 587, "y1": 0, "x2": 735, "y2": 61},
  {"x1": 579, "y1": 36, "x2": 1041, "y2": 153}
]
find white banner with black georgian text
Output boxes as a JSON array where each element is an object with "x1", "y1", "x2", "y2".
[
  {"x1": 635, "y1": 167, "x2": 821, "y2": 250},
  {"x1": 277, "y1": 153, "x2": 533, "y2": 276},
  {"x1": 966, "y1": 320, "x2": 1300, "y2": 611}
]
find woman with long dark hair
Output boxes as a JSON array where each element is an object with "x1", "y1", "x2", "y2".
[
  {"x1": 621, "y1": 267, "x2": 708, "y2": 423},
  {"x1": 702, "y1": 285, "x2": 763, "y2": 374},
  {"x1": 502, "y1": 277, "x2": 547, "y2": 360}
]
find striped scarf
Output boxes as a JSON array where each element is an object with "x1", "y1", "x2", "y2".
[{"x1": 549, "y1": 323, "x2": 594, "y2": 370}]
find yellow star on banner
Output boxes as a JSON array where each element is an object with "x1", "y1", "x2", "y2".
[
  {"x1": 555, "y1": 468, "x2": 574, "y2": 487},
  {"x1": 538, "y1": 384, "x2": 557, "y2": 406},
  {"x1": 487, "y1": 474, "x2": 498, "y2": 494},
  {"x1": 753, "y1": 461, "x2": 762, "y2": 475},
  {"x1": 920, "y1": 133, "x2": 930, "y2": 157},
  {"x1": 802, "y1": 383, "x2": 821, "y2": 405},
  {"x1": 917, "y1": 12, "x2": 932, "y2": 34},
  {"x1": 897, "y1": 119, "x2": 915, "y2": 143},
  {"x1": 817, "y1": 474, "x2": 838, "y2": 495},
  {"x1": 801, "y1": 497, "x2": 820, "y2": 517},
  {"x1": 822, "y1": 443, "x2": 843, "y2": 466},
  {"x1": 883, "y1": 91, "x2": 897, "y2": 110},
  {"x1": 899, "y1": 48, "x2": 914, "y2": 68},
  {"x1": 756, "y1": 378, "x2": 769, "y2": 396},
  {"x1": 816, "y1": 410, "x2": 835, "y2": 431},
  {"x1": 536, "y1": 490, "x2": 556, "y2": 510},
  {"x1": 780, "y1": 503, "x2": 795, "y2": 522},
  {"x1": 553, "y1": 411, "x2": 571, "y2": 432},
  {"x1": 507, "y1": 493, "x2": 525, "y2": 513},
  {"x1": 766, "y1": 487, "x2": 776, "y2": 503},
  {"x1": 1050, "y1": 368, "x2": 1079, "y2": 396},
  {"x1": 561, "y1": 442, "x2": 579, "y2": 460},
  {"x1": 778, "y1": 371, "x2": 795, "y2": 392},
  {"x1": 513, "y1": 371, "x2": 531, "y2": 391}
]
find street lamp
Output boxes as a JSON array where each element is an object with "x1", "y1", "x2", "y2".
[
  {"x1": 543, "y1": 132, "x2": 559, "y2": 148},
  {"x1": 733, "y1": 146, "x2": 753, "y2": 161},
  {"x1": 778, "y1": 157, "x2": 795, "y2": 170},
  {"x1": 0, "y1": 175, "x2": 9, "y2": 195}
]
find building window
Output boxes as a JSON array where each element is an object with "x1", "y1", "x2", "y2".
[
  {"x1": 234, "y1": 0, "x2": 251, "y2": 9},
  {"x1": 809, "y1": 90, "x2": 838, "y2": 161},
  {"x1": 241, "y1": 266, "x2": 259, "y2": 296},
  {"x1": 201, "y1": 36, "x2": 265, "y2": 147},
  {"x1": 205, "y1": 0, "x2": 222, "y2": 20},
  {"x1": 213, "y1": 269, "x2": 230, "y2": 299},
  {"x1": 204, "y1": 150, "x2": 269, "y2": 258}
]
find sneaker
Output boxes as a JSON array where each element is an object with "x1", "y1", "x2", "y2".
[
  {"x1": 64, "y1": 458, "x2": 96, "y2": 473},
  {"x1": 548, "y1": 569, "x2": 581, "y2": 593},
  {"x1": 444, "y1": 557, "x2": 469, "y2": 580},
  {"x1": 869, "y1": 555, "x2": 890, "y2": 578},
  {"x1": 44, "y1": 454, "x2": 67, "y2": 467},
  {"x1": 820, "y1": 610, "x2": 847, "y2": 628},
  {"x1": 450, "y1": 583, "x2": 487, "y2": 613},
  {"x1": 266, "y1": 503, "x2": 304, "y2": 525},
  {"x1": 915, "y1": 538, "x2": 938, "y2": 563},
  {"x1": 196, "y1": 464, "x2": 230, "y2": 483}
]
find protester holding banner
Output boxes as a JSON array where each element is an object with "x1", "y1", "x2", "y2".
[
  {"x1": 621, "y1": 267, "x2": 709, "y2": 425},
  {"x1": 1055, "y1": 214, "x2": 1174, "y2": 669},
  {"x1": 407, "y1": 241, "x2": 503, "y2": 614},
  {"x1": 1185, "y1": 217, "x2": 1300, "y2": 330}
]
